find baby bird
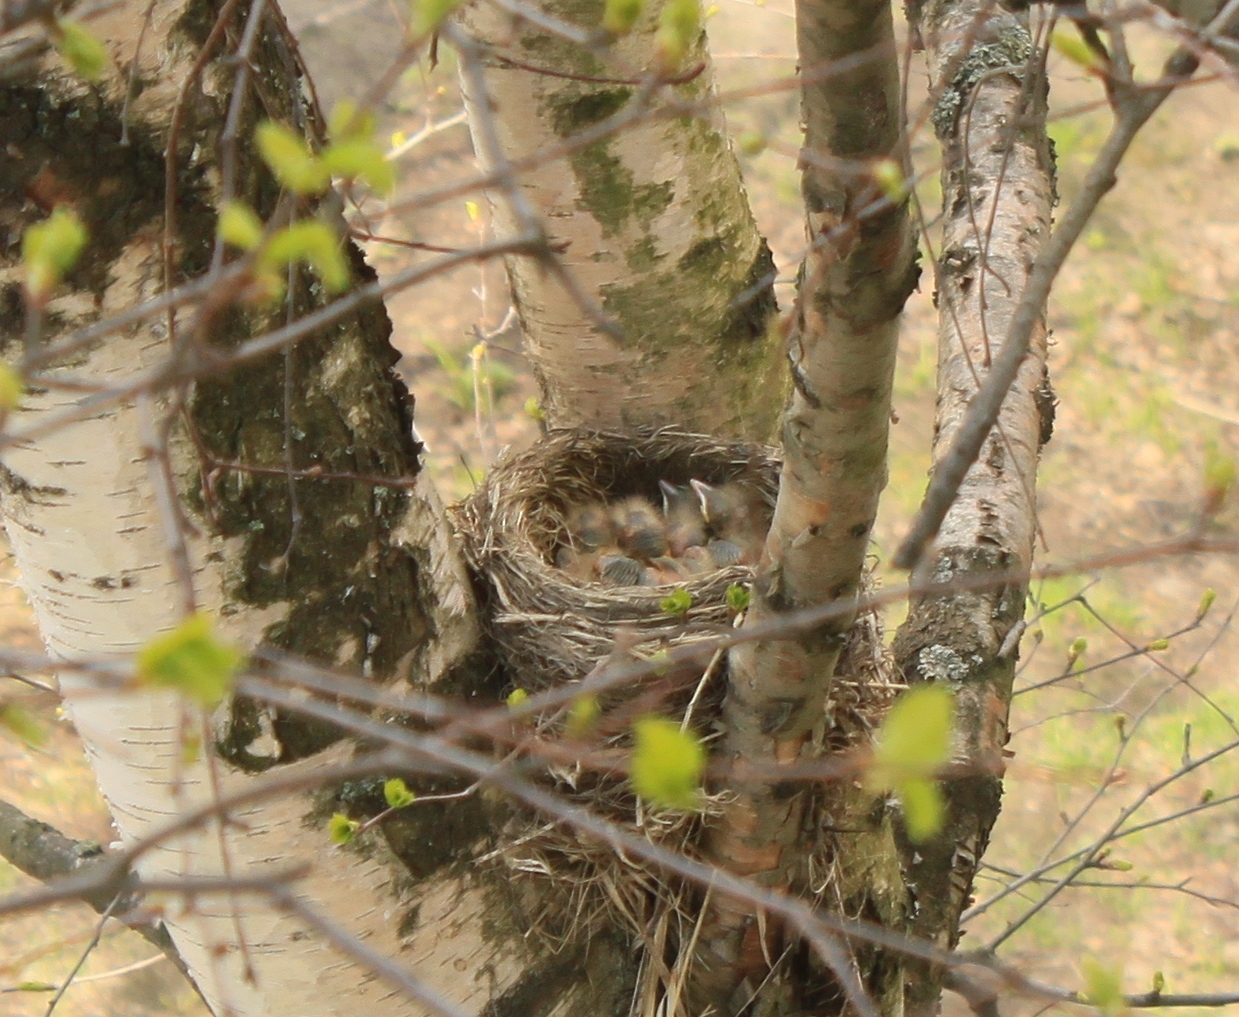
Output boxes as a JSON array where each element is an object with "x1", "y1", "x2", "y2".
[
  {"x1": 598, "y1": 553, "x2": 651, "y2": 587},
  {"x1": 705, "y1": 539, "x2": 744, "y2": 569},
  {"x1": 611, "y1": 496, "x2": 669, "y2": 561},
  {"x1": 555, "y1": 544, "x2": 612, "y2": 583},
  {"x1": 556, "y1": 500, "x2": 617, "y2": 582},
  {"x1": 679, "y1": 545, "x2": 716, "y2": 575},
  {"x1": 645, "y1": 555, "x2": 694, "y2": 585},
  {"x1": 566, "y1": 500, "x2": 615, "y2": 551},
  {"x1": 690, "y1": 479, "x2": 770, "y2": 565},
  {"x1": 658, "y1": 480, "x2": 708, "y2": 556}
]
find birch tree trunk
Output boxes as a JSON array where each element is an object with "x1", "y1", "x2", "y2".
[
  {"x1": 891, "y1": 1, "x2": 1054, "y2": 1010},
  {"x1": 687, "y1": 0, "x2": 919, "y2": 1008},
  {"x1": 456, "y1": 0, "x2": 787, "y2": 439},
  {"x1": 0, "y1": 3, "x2": 639, "y2": 1014},
  {"x1": 0, "y1": 0, "x2": 1060, "y2": 1012}
]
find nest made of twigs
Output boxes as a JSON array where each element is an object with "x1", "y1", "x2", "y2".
[
  {"x1": 451, "y1": 427, "x2": 903, "y2": 993},
  {"x1": 454, "y1": 427, "x2": 781, "y2": 691}
]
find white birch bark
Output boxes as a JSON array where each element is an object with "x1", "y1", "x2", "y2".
[
  {"x1": 0, "y1": 5, "x2": 599, "y2": 1016},
  {"x1": 892, "y1": 1, "x2": 1053, "y2": 1010},
  {"x1": 689, "y1": 0, "x2": 917, "y2": 1007},
  {"x1": 456, "y1": 0, "x2": 786, "y2": 439}
]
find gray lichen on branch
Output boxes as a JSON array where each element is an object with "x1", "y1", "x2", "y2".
[{"x1": 930, "y1": 24, "x2": 1033, "y2": 136}]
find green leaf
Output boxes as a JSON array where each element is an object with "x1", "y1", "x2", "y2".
[
  {"x1": 383, "y1": 777, "x2": 417, "y2": 809},
  {"x1": 524, "y1": 396, "x2": 545, "y2": 422},
  {"x1": 1204, "y1": 441, "x2": 1237, "y2": 498},
  {"x1": 1214, "y1": 132, "x2": 1239, "y2": 161},
  {"x1": 659, "y1": 588, "x2": 692, "y2": 616},
  {"x1": 1197, "y1": 588, "x2": 1217, "y2": 620},
  {"x1": 256, "y1": 121, "x2": 329, "y2": 195},
  {"x1": 869, "y1": 686, "x2": 954, "y2": 842},
  {"x1": 0, "y1": 704, "x2": 47, "y2": 747},
  {"x1": 15, "y1": 981, "x2": 57, "y2": 993},
  {"x1": 0, "y1": 360, "x2": 24, "y2": 413},
  {"x1": 135, "y1": 613, "x2": 243, "y2": 707},
  {"x1": 321, "y1": 139, "x2": 395, "y2": 196},
  {"x1": 261, "y1": 221, "x2": 350, "y2": 292},
  {"x1": 56, "y1": 20, "x2": 108, "y2": 81},
  {"x1": 602, "y1": 0, "x2": 643, "y2": 35},
  {"x1": 1082, "y1": 957, "x2": 1125, "y2": 1016},
  {"x1": 1145, "y1": 638, "x2": 1170, "y2": 651},
  {"x1": 736, "y1": 131, "x2": 766, "y2": 156},
  {"x1": 870, "y1": 686, "x2": 954, "y2": 780},
  {"x1": 328, "y1": 812, "x2": 360, "y2": 844},
  {"x1": 1067, "y1": 636, "x2": 1087, "y2": 668},
  {"x1": 1051, "y1": 26, "x2": 1102, "y2": 70},
  {"x1": 1152, "y1": 971, "x2": 1165, "y2": 995},
  {"x1": 23, "y1": 207, "x2": 87, "y2": 300},
  {"x1": 506, "y1": 688, "x2": 529, "y2": 710},
  {"x1": 566, "y1": 695, "x2": 600, "y2": 737},
  {"x1": 656, "y1": 0, "x2": 699, "y2": 67},
  {"x1": 217, "y1": 200, "x2": 265, "y2": 251},
  {"x1": 871, "y1": 158, "x2": 908, "y2": 202},
  {"x1": 328, "y1": 100, "x2": 378, "y2": 143},
  {"x1": 410, "y1": 0, "x2": 464, "y2": 37},
  {"x1": 182, "y1": 732, "x2": 201, "y2": 765},
  {"x1": 725, "y1": 583, "x2": 750, "y2": 613},
  {"x1": 897, "y1": 777, "x2": 944, "y2": 843},
  {"x1": 630, "y1": 716, "x2": 704, "y2": 810}
]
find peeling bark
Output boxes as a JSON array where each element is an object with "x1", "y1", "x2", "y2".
[
  {"x1": 891, "y1": 1, "x2": 1053, "y2": 1011},
  {"x1": 456, "y1": 0, "x2": 786, "y2": 439},
  {"x1": 691, "y1": 0, "x2": 918, "y2": 1009}
]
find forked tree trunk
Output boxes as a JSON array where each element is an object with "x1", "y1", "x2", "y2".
[
  {"x1": 0, "y1": 0, "x2": 1057, "y2": 1012},
  {"x1": 0, "y1": 3, "x2": 638, "y2": 1015}
]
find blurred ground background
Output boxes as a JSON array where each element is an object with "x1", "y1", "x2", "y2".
[{"x1": 3, "y1": 2, "x2": 1239, "y2": 1014}]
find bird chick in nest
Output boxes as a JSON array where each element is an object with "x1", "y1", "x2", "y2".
[
  {"x1": 690, "y1": 479, "x2": 770, "y2": 565},
  {"x1": 610, "y1": 496, "x2": 669, "y2": 561},
  {"x1": 658, "y1": 481, "x2": 708, "y2": 556},
  {"x1": 597, "y1": 553, "x2": 654, "y2": 588},
  {"x1": 554, "y1": 499, "x2": 616, "y2": 582}
]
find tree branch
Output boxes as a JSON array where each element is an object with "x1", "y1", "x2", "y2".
[
  {"x1": 692, "y1": 0, "x2": 918, "y2": 997},
  {"x1": 891, "y1": 0, "x2": 1056, "y2": 1010},
  {"x1": 893, "y1": 0, "x2": 1239, "y2": 570},
  {"x1": 0, "y1": 796, "x2": 200, "y2": 996}
]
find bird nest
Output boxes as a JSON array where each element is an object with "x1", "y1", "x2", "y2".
[
  {"x1": 450, "y1": 427, "x2": 902, "y2": 988},
  {"x1": 453, "y1": 427, "x2": 782, "y2": 691}
]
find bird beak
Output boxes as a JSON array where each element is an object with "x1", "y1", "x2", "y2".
[
  {"x1": 689, "y1": 479, "x2": 715, "y2": 520},
  {"x1": 658, "y1": 479, "x2": 678, "y2": 511}
]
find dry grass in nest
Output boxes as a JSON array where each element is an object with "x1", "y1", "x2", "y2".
[
  {"x1": 454, "y1": 426, "x2": 779, "y2": 691},
  {"x1": 452, "y1": 427, "x2": 903, "y2": 998}
]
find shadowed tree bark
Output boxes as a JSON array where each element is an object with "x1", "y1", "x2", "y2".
[{"x1": 0, "y1": 2, "x2": 642, "y2": 1014}]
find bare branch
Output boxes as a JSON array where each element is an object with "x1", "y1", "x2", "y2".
[{"x1": 0, "y1": 795, "x2": 199, "y2": 996}]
